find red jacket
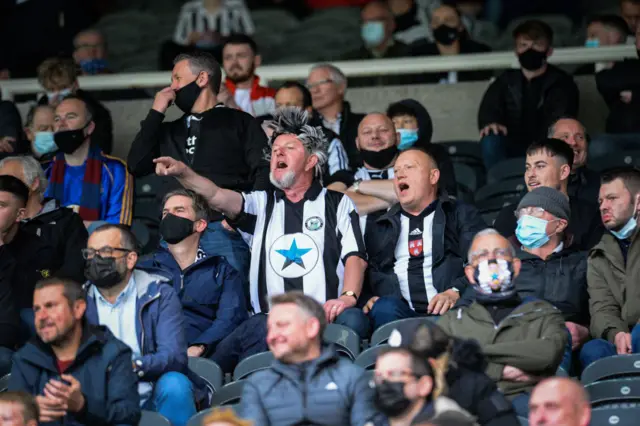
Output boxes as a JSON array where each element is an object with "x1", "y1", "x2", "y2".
[{"x1": 225, "y1": 75, "x2": 276, "y2": 117}]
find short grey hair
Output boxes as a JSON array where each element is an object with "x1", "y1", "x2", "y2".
[
  {"x1": 467, "y1": 228, "x2": 516, "y2": 262},
  {"x1": 547, "y1": 116, "x2": 586, "y2": 138},
  {"x1": 0, "y1": 156, "x2": 48, "y2": 201},
  {"x1": 174, "y1": 52, "x2": 222, "y2": 94},
  {"x1": 162, "y1": 188, "x2": 210, "y2": 222},
  {"x1": 309, "y1": 63, "x2": 347, "y2": 90},
  {"x1": 265, "y1": 107, "x2": 329, "y2": 179},
  {"x1": 25, "y1": 104, "x2": 55, "y2": 128}
]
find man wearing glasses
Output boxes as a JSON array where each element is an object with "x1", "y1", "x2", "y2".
[
  {"x1": 82, "y1": 224, "x2": 197, "y2": 426},
  {"x1": 439, "y1": 227, "x2": 567, "y2": 418}
]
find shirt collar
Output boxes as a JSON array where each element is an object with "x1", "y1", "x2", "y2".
[
  {"x1": 275, "y1": 180, "x2": 323, "y2": 202},
  {"x1": 93, "y1": 274, "x2": 136, "y2": 307},
  {"x1": 553, "y1": 242, "x2": 564, "y2": 254}
]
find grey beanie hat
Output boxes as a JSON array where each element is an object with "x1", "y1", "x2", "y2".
[{"x1": 517, "y1": 187, "x2": 570, "y2": 221}]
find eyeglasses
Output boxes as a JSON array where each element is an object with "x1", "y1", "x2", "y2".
[
  {"x1": 305, "y1": 79, "x2": 334, "y2": 90},
  {"x1": 469, "y1": 248, "x2": 512, "y2": 264},
  {"x1": 81, "y1": 247, "x2": 131, "y2": 260},
  {"x1": 373, "y1": 369, "x2": 419, "y2": 384},
  {"x1": 514, "y1": 206, "x2": 546, "y2": 220}
]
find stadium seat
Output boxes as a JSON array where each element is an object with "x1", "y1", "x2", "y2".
[
  {"x1": 518, "y1": 417, "x2": 529, "y2": 426},
  {"x1": 590, "y1": 404, "x2": 640, "y2": 426},
  {"x1": 0, "y1": 373, "x2": 8, "y2": 392},
  {"x1": 139, "y1": 410, "x2": 171, "y2": 426},
  {"x1": 556, "y1": 366, "x2": 569, "y2": 377},
  {"x1": 355, "y1": 344, "x2": 390, "y2": 370},
  {"x1": 188, "y1": 357, "x2": 224, "y2": 393},
  {"x1": 586, "y1": 378, "x2": 640, "y2": 408},
  {"x1": 233, "y1": 351, "x2": 274, "y2": 381},
  {"x1": 439, "y1": 141, "x2": 487, "y2": 188},
  {"x1": 590, "y1": 151, "x2": 640, "y2": 173},
  {"x1": 211, "y1": 381, "x2": 246, "y2": 407},
  {"x1": 582, "y1": 354, "x2": 640, "y2": 386},
  {"x1": 487, "y1": 158, "x2": 525, "y2": 184},
  {"x1": 187, "y1": 406, "x2": 239, "y2": 426},
  {"x1": 454, "y1": 162, "x2": 478, "y2": 203},
  {"x1": 323, "y1": 323, "x2": 361, "y2": 361},
  {"x1": 475, "y1": 179, "x2": 526, "y2": 203},
  {"x1": 370, "y1": 317, "x2": 438, "y2": 347}
]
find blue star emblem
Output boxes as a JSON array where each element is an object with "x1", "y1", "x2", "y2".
[{"x1": 275, "y1": 238, "x2": 312, "y2": 270}]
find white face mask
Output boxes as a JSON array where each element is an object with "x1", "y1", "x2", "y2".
[{"x1": 46, "y1": 87, "x2": 73, "y2": 103}]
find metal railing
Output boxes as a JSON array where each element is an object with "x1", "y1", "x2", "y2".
[{"x1": 0, "y1": 44, "x2": 636, "y2": 100}]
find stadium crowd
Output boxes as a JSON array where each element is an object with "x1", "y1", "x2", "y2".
[{"x1": 1, "y1": 0, "x2": 640, "y2": 425}]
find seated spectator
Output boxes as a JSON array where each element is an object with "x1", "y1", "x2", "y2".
[
  {"x1": 9, "y1": 277, "x2": 141, "y2": 426},
  {"x1": 528, "y1": 377, "x2": 591, "y2": 426},
  {"x1": 342, "y1": 1, "x2": 420, "y2": 87},
  {"x1": 220, "y1": 35, "x2": 275, "y2": 117},
  {"x1": 493, "y1": 138, "x2": 603, "y2": 251},
  {"x1": 389, "y1": 0, "x2": 434, "y2": 45},
  {"x1": 84, "y1": 224, "x2": 197, "y2": 426},
  {"x1": 307, "y1": 64, "x2": 365, "y2": 168},
  {"x1": 590, "y1": 31, "x2": 640, "y2": 157},
  {"x1": 576, "y1": 15, "x2": 629, "y2": 75},
  {"x1": 44, "y1": 96, "x2": 133, "y2": 226},
  {"x1": 412, "y1": 4, "x2": 492, "y2": 84},
  {"x1": 580, "y1": 168, "x2": 640, "y2": 367},
  {"x1": 73, "y1": 29, "x2": 110, "y2": 76},
  {"x1": 0, "y1": 391, "x2": 39, "y2": 426},
  {"x1": 23, "y1": 105, "x2": 56, "y2": 161},
  {"x1": 239, "y1": 292, "x2": 379, "y2": 425},
  {"x1": 0, "y1": 156, "x2": 88, "y2": 284},
  {"x1": 0, "y1": 100, "x2": 29, "y2": 160},
  {"x1": 36, "y1": 58, "x2": 113, "y2": 154},
  {"x1": 439, "y1": 228, "x2": 567, "y2": 418},
  {"x1": 137, "y1": 189, "x2": 248, "y2": 358},
  {"x1": 363, "y1": 147, "x2": 485, "y2": 330},
  {"x1": 547, "y1": 117, "x2": 601, "y2": 204},
  {"x1": 387, "y1": 99, "x2": 457, "y2": 195},
  {"x1": 477, "y1": 20, "x2": 579, "y2": 168},
  {"x1": 621, "y1": 0, "x2": 640, "y2": 37}
]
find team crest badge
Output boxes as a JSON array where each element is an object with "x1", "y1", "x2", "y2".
[
  {"x1": 40, "y1": 269, "x2": 51, "y2": 278},
  {"x1": 269, "y1": 233, "x2": 319, "y2": 278},
  {"x1": 305, "y1": 216, "x2": 324, "y2": 231},
  {"x1": 409, "y1": 239, "x2": 423, "y2": 257}
]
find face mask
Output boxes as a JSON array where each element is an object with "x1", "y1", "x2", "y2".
[
  {"x1": 473, "y1": 259, "x2": 515, "y2": 300},
  {"x1": 374, "y1": 380, "x2": 412, "y2": 418},
  {"x1": 360, "y1": 145, "x2": 398, "y2": 169},
  {"x1": 433, "y1": 25, "x2": 460, "y2": 46},
  {"x1": 361, "y1": 21, "x2": 386, "y2": 47},
  {"x1": 85, "y1": 255, "x2": 127, "y2": 289},
  {"x1": 79, "y1": 58, "x2": 108, "y2": 75},
  {"x1": 518, "y1": 48, "x2": 547, "y2": 71},
  {"x1": 610, "y1": 204, "x2": 638, "y2": 240},
  {"x1": 46, "y1": 88, "x2": 72, "y2": 103},
  {"x1": 174, "y1": 79, "x2": 203, "y2": 114},
  {"x1": 160, "y1": 213, "x2": 196, "y2": 244},
  {"x1": 515, "y1": 215, "x2": 551, "y2": 249},
  {"x1": 33, "y1": 132, "x2": 57, "y2": 156},
  {"x1": 585, "y1": 38, "x2": 600, "y2": 48},
  {"x1": 397, "y1": 128, "x2": 419, "y2": 150},
  {"x1": 54, "y1": 128, "x2": 87, "y2": 154}
]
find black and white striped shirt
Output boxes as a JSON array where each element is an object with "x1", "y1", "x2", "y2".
[
  {"x1": 353, "y1": 166, "x2": 395, "y2": 181},
  {"x1": 233, "y1": 181, "x2": 366, "y2": 313}
]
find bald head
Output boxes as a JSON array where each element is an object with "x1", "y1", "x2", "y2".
[
  {"x1": 357, "y1": 112, "x2": 398, "y2": 154},
  {"x1": 529, "y1": 378, "x2": 591, "y2": 426}
]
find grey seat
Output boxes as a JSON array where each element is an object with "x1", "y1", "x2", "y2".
[
  {"x1": 587, "y1": 378, "x2": 640, "y2": 408},
  {"x1": 355, "y1": 344, "x2": 389, "y2": 370},
  {"x1": 591, "y1": 150, "x2": 640, "y2": 173},
  {"x1": 139, "y1": 410, "x2": 171, "y2": 426},
  {"x1": 475, "y1": 178, "x2": 526, "y2": 203},
  {"x1": 582, "y1": 354, "x2": 640, "y2": 386},
  {"x1": 233, "y1": 351, "x2": 274, "y2": 381},
  {"x1": 211, "y1": 381, "x2": 245, "y2": 407},
  {"x1": 370, "y1": 317, "x2": 438, "y2": 347},
  {"x1": 487, "y1": 158, "x2": 525, "y2": 184},
  {"x1": 323, "y1": 323, "x2": 361, "y2": 361},
  {"x1": 188, "y1": 357, "x2": 224, "y2": 393},
  {"x1": 590, "y1": 405, "x2": 640, "y2": 426},
  {"x1": 0, "y1": 374, "x2": 9, "y2": 392}
]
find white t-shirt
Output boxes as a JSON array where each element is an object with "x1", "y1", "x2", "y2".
[{"x1": 234, "y1": 89, "x2": 252, "y2": 115}]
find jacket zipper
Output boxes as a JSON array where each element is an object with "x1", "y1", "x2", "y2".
[{"x1": 139, "y1": 293, "x2": 161, "y2": 355}]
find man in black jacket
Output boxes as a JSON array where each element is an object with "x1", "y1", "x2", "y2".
[
  {"x1": 477, "y1": 20, "x2": 579, "y2": 168},
  {"x1": 0, "y1": 155, "x2": 87, "y2": 283},
  {"x1": 363, "y1": 147, "x2": 486, "y2": 331},
  {"x1": 0, "y1": 229, "x2": 19, "y2": 378},
  {"x1": 127, "y1": 51, "x2": 271, "y2": 282}
]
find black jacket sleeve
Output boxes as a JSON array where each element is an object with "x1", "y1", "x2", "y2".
[
  {"x1": 90, "y1": 100, "x2": 114, "y2": 155},
  {"x1": 243, "y1": 117, "x2": 271, "y2": 191},
  {"x1": 493, "y1": 204, "x2": 517, "y2": 239},
  {"x1": 544, "y1": 76, "x2": 579, "y2": 127},
  {"x1": 596, "y1": 62, "x2": 640, "y2": 107},
  {"x1": 127, "y1": 109, "x2": 165, "y2": 177},
  {"x1": 0, "y1": 100, "x2": 22, "y2": 140},
  {"x1": 425, "y1": 143, "x2": 457, "y2": 196},
  {"x1": 0, "y1": 246, "x2": 19, "y2": 349},
  {"x1": 57, "y1": 212, "x2": 89, "y2": 284},
  {"x1": 478, "y1": 77, "x2": 507, "y2": 129}
]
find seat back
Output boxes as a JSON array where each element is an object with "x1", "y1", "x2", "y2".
[
  {"x1": 211, "y1": 381, "x2": 246, "y2": 407},
  {"x1": 487, "y1": 158, "x2": 525, "y2": 184},
  {"x1": 188, "y1": 357, "x2": 224, "y2": 393},
  {"x1": 591, "y1": 150, "x2": 640, "y2": 173},
  {"x1": 354, "y1": 344, "x2": 390, "y2": 370},
  {"x1": 453, "y1": 162, "x2": 478, "y2": 203},
  {"x1": 370, "y1": 317, "x2": 438, "y2": 347},
  {"x1": 323, "y1": 323, "x2": 361, "y2": 361},
  {"x1": 518, "y1": 417, "x2": 529, "y2": 426},
  {"x1": 587, "y1": 378, "x2": 640, "y2": 408},
  {"x1": 0, "y1": 374, "x2": 9, "y2": 392},
  {"x1": 233, "y1": 351, "x2": 274, "y2": 381},
  {"x1": 139, "y1": 410, "x2": 171, "y2": 426},
  {"x1": 582, "y1": 354, "x2": 640, "y2": 386},
  {"x1": 590, "y1": 405, "x2": 640, "y2": 426},
  {"x1": 475, "y1": 178, "x2": 526, "y2": 203}
]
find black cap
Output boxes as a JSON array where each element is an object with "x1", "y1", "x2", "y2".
[{"x1": 387, "y1": 319, "x2": 451, "y2": 359}]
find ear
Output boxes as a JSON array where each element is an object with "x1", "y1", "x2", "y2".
[
  {"x1": 85, "y1": 120, "x2": 96, "y2": 137},
  {"x1": 416, "y1": 375, "x2": 434, "y2": 398},
  {"x1": 74, "y1": 298, "x2": 87, "y2": 320},
  {"x1": 71, "y1": 81, "x2": 80, "y2": 92},
  {"x1": 560, "y1": 163, "x2": 571, "y2": 181},
  {"x1": 24, "y1": 127, "x2": 34, "y2": 141},
  {"x1": 355, "y1": 136, "x2": 361, "y2": 151},
  {"x1": 31, "y1": 176, "x2": 40, "y2": 194},
  {"x1": 512, "y1": 257, "x2": 521, "y2": 276},
  {"x1": 337, "y1": 81, "x2": 346, "y2": 97},
  {"x1": 126, "y1": 251, "x2": 138, "y2": 270},
  {"x1": 305, "y1": 154, "x2": 319, "y2": 173},
  {"x1": 197, "y1": 71, "x2": 208, "y2": 88},
  {"x1": 195, "y1": 218, "x2": 208, "y2": 233},
  {"x1": 255, "y1": 54, "x2": 262, "y2": 68},
  {"x1": 464, "y1": 264, "x2": 476, "y2": 284},
  {"x1": 546, "y1": 47, "x2": 554, "y2": 57},
  {"x1": 306, "y1": 317, "x2": 321, "y2": 340},
  {"x1": 556, "y1": 218, "x2": 568, "y2": 234},
  {"x1": 16, "y1": 207, "x2": 26, "y2": 223},
  {"x1": 429, "y1": 168, "x2": 440, "y2": 186}
]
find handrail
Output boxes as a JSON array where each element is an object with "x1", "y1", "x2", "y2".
[{"x1": 0, "y1": 44, "x2": 636, "y2": 100}]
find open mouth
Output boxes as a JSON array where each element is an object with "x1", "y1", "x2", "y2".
[
  {"x1": 276, "y1": 161, "x2": 288, "y2": 169},
  {"x1": 398, "y1": 182, "x2": 410, "y2": 193},
  {"x1": 528, "y1": 181, "x2": 539, "y2": 187}
]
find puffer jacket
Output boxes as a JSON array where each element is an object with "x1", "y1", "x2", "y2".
[{"x1": 239, "y1": 346, "x2": 380, "y2": 426}]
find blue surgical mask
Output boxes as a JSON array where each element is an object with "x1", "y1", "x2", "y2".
[
  {"x1": 46, "y1": 88, "x2": 72, "y2": 103},
  {"x1": 79, "y1": 58, "x2": 108, "y2": 75},
  {"x1": 516, "y1": 215, "x2": 551, "y2": 249},
  {"x1": 397, "y1": 128, "x2": 419, "y2": 150},
  {"x1": 361, "y1": 21, "x2": 385, "y2": 47},
  {"x1": 33, "y1": 131, "x2": 57, "y2": 156},
  {"x1": 611, "y1": 216, "x2": 637, "y2": 240},
  {"x1": 585, "y1": 38, "x2": 600, "y2": 48}
]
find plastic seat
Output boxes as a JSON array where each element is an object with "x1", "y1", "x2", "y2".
[
  {"x1": 355, "y1": 344, "x2": 390, "y2": 370},
  {"x1": 0, "y1": 373, "x2": 9, "y2": 392},
  {"x1": 188, "y1": 357, "x2": 224, "y2": 393},
  {"x1": 487, "y1": 158, "x2": 525, "y2": 184},
  {"x1": 323, "y1": 323, "x2": 361, "y2": 361},
  {"x1": 556, "y1": 366, "x2": 569, "y2": 377},
  {"x1": 518, "y1": 417, "x2": 529, "y2": 426},
  {"x1": 587, "y1": 378, "x2": 640, "y2": 408},
  {"x1": 475, "y1": 179, "x2": 526, "y2": 203},
  {"x1": 440, "y1": 141, "x2": 483, "y2": 164},
  {"x1": 582, "y1": 354, "x2": 640, "y2": 386},
  {"x1": 233, "y1": 351, "x2": 274, "y2": 381},
  {"x1": 590, "y1": 405, "x2": 640, "y2": 425},
  {"x1": 370, "y1": 317, "x2": 438, "y2": 347},
  {"x1": 454, "y1": 162, "x2": 478, "y2": 192},
  {"x1": 139, "y1": 410, "x2": 171, "y2": 426},
  {"x1": 591, "y1": 151, "x2": 640, "y2": 173},
  {"x1": 211, "y1": 381, "x2": 245, "y2": 407}
]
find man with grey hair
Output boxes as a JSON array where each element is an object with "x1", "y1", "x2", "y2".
[
  {"x1": 0, "y1": 155, "x2": 87, "y2": 285},
  {"x1": 439, "y1": 227, "x2": 567, "y2": 418},
  {"x1": 128, "y1": 51, "x2": 270, "y2": 285},
  {"x1": 154, "y1": 107, "x2": 370, "y2": 342},
  {"x1": 307, "y1": 63, "x2": 365, "y2": 169}
]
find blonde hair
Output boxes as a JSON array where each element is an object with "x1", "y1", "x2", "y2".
[
  {"x1": 202, "y1": 408, "x2": 253, "y2": 426},
  {"x1": 37, "y1": 57, "x2": 77, "y2": 90}
]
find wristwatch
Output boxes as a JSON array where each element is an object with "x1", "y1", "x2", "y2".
[
  {"x1": 341, "y1": 290, "x2": 358, "y2": 301},
  {"x1": 352, "y1": 179, "x2": 363, "y2": 194}
]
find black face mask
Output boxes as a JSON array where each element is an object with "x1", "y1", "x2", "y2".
[
  {"x1": 160, "y1": 213, "x2": 195, "y2": 244},
  {"x1": 360, "y1": 145, "x2": 398, "y2": 169},
  {"x1": 54, "y1": 128, "x2": 87, "y2": 154},
  {"x1": 174, "y1": 79, "x2": 203, "y2": 114},
  {"x1": 374, "y1": 380, "x2": 412, "y2": 418},
  {"x1": 433, "y1": 25, "x2": 460, "y2": 46},
  {"x1": 394, "y1": 2, "x2": 419, "y2": 32},
  {"x1": 85, "y1": 255, "x2": 127, "y2": 289},
  {"x1": 518, "y1": 48, "x2": 547, "y2": 71}
]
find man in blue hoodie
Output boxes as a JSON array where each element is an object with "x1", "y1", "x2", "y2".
[{"x1": 138, "y1": 189, "x2": 248, "y2": 360}]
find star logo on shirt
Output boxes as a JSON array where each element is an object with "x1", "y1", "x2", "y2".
[{"x1": 276, "y1": 238, "x2": 312, "y2": 270}]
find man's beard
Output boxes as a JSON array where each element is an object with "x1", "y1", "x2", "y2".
[
  {"x1": 270, "y1": 170, "x2": 296, "y2": 189},
  {"x1": 39, "y1": 320, "x2": 76, "y2": 347},
  {"x1": 227, "y1": 64, "x2": 255, "y2": 84}
]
